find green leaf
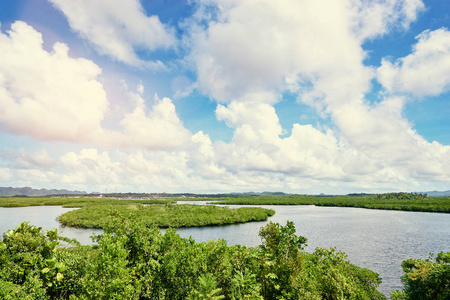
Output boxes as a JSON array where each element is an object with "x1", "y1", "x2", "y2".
[{"x1": 56, "y1": 272, "x2": 64, "y2": 281}]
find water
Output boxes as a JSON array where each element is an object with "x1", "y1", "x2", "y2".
[
  {"x1": 0, "y1": 206, "x2": 103, "y2": 245},
  {"x1": 1, "y1": 204, "x2": 449, "y2": 296},
  {"x1": 175, "y1": 203, "x2": 450, "y2": 296}
]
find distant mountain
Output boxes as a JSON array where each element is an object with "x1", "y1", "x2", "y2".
[
  {"x1": 0, "y1": 187, "x2": 86, "y2": 197},
  {"x1": 421, "y1": 190, "x2": 450, "y2": 197}
]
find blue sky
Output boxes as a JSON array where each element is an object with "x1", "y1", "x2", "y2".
[{"x1": 0, "y1": 0, "x2": 449, "y2": 194}]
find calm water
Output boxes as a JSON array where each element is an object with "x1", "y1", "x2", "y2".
[
  {"x1": 1, "y1": 204, "x2": 449, "y2": 296},
  {"x1": 175, "y1": 203, "x2": 449, "y2": 296},
  {"x1": 0, "y1": 206, "x2": 102, "y2": 245}
]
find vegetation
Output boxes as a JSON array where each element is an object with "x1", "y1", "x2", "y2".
[
  {"x1": 211, "y1": 193, "x2": 450, "y2": 213},
  {"x1": 390, "y1": 252, "x2": 450, "y2": 300},
  {"x1": 1, "y1": 218, "x2": 389, "y2": 299},
  {"x1": 0, "y1": 197, "x2": 275, "y2": 229},
  {"x1": 375, "y1": 192, "x2": 427, "y2": 200},
  {"x1": 2, "y1": 193, "x2": 449, "y2": 217},
  {"x1": 0, "y1": 197, "x2": 175, "y2": 208},
  {"x1": 58, "y1": 204, "x2": 275, "y2": 228},
  {"x1": 1, "y1": 194, "x2": 448, "y2": 299}
]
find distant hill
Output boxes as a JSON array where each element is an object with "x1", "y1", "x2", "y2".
[
  {"x1": 421, "y1": 190, "x2": 450, "y2": 197},
  {"x1": 0, "y1": 187, "x2": 86, "y2": 197}
]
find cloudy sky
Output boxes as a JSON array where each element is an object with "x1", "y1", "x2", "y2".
[{"x1": 0, "y1": 0, "x2": 449, "y2": 194}]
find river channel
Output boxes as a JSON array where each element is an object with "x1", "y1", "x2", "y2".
[{"x1": 1, "y1": 203, "x2": 449, "y2": 296}]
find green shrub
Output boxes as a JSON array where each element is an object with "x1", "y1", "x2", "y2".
[{"x1": 391, "y1": 252, "x2": 450, "y2": 300}]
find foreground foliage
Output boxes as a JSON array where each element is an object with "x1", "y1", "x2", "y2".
[
  {"x1": 212, "y1": 193, "x2": 450, "y2": 213},
  {"x1": 390, "y1": 252, "x2": 450, "y2": 300},
  {"x1": 1, "y1": 218, "x2": 388, "y2": 299}
]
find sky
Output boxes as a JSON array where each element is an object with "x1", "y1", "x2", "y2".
[{"x1": 0, "y1": 0, "x2": 449, "y2": 194}]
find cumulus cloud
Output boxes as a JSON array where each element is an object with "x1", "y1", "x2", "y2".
[
  {"x1": 188, "y1": 131, "x2": 226, "y2": 178},
  {"x1": 103, "y1": 94, "x2": 192, "y2": 149},
  {"x1": 0, "y1": 148, "x2": 55, "y2": 170},
  {"x1": 377, "y1": 28, "x2": 450, "y2": 96},
  {"x1": 0, "y1": 21, "x2": 192, "y2": 150},
  {"x1": 216, "y1": 102, "x2": 284, "y2": 144},
  {"x1": 60, "y1": 148, "x2": 120, "y2": 185},
  {"x1": 0, "y1": 168, "x2": 12, "y2": 181},
  {"x1": 211, "y1": 99, "x2": 450, "y2": 189},
  {"x1": 55, "y1": 147, "x2": 224, "y2": 192},
  {"x1": 191, "y1": 0, "x2": 359, "y2": 103},
  {"x1": 1, "y1": 1, "x2": 448, "y2": 193},
  {"x1": 190, "y1": 0, "x2": 424, "y2": 104},
  {"x1": 213, "y1": 101, "x2": 395, "y2": 183},
  {"x1": 187, "y1": 0, "x2": 450, "y2": 188},
  {"x1": 0, "y1": 21, "x2": 108, "y2": 142},
  {"x1": 49, "y1": 0, "x2": 176, "y2": 67},
  {"x1": 1, "y1": 135, "x2": 448, "y2": 193},
  {"x1": 349, "y1": 0, "x2": 425, "y2": 41}
]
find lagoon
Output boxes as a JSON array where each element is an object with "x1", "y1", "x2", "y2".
[
  {"x1": 176, "y1": 204, "x2": 449, "y2": 295},
  {"x1": 1, "y1": 203, "x2": 448, "y2": 296},
  {"x1": 0, "y1": 206, "x2": 102, "y2": 245}
]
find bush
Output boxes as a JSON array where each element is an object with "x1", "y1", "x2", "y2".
[
  {"x1": 0, "y1": 222, "x2": 79, "y2": 299},
  {"x1": 391, "y1": 252, "x2": 450, "y2": 300},
  {"x1": 0, "y1": 219, "x2": 393, "y2": 299}
]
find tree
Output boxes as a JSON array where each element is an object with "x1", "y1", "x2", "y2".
[
  {"x1": 391, "y1": 252, "x2": 450, "y2": 300},
  {"x1": 0, "y1": 222, "x2": 76, "y2": 299}
]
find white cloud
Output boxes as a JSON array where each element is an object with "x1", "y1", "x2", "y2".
[
  {"x1": 1, "y1": 148, "x2": 54, "y2": 170},
  {"x1": 1, "y1": 132, "x2": 448, "y2": 193},
  {"x1": 49, "y1": 0, "x2": 176, "y2": 67},
  {"x1": 191, "y1": 0, "x2": 362, "y2": 103},
  {"x1": 0, "y1": 168, "x2": 12, "y2": 181},
  {"x1": 214, "y1": 102, "x2": 343, "y2": 178},
  {"x1": 377, "y1": 28, "x2": 450, "y2": 96},
  {"x1": 56, "y1": 147, "x2": 223, "y2": 192},
  {"x1": 1, "y1": 1, "x2": 448, "y2": 194},
  {"x1": 15, "y1": 169, "x2": 55, "y2": 184},
  {"x1": 216, "y1": 102, "x2": 283, "y2": 144},
  {"x1": 60, "y1": 148, "x2": 120, "y2": 185},
  {"x1": 349, "y1": 0, "x2": 425, "y2": 41},
  {"x1": 188, "y1": 0, "x2": 450, "y2": 188},
  {"x1": 188, "y1": 131, "x2": 226, "y2": 178},
  {"x1": 103, "y1": 95, "x2": 192, "y2": 149},
  {"x1": 330, "y1": 97, "x2": 450, "y2": 182},
  {"x1": 0, "y1": 22, "x2": 192, "y2": 150},
  {"x1": 0, "y1": 21, "x2": 108, "y2": 142},
  {"x1": 190, "y1": 0, "x2": 425, "y2": 104}
]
